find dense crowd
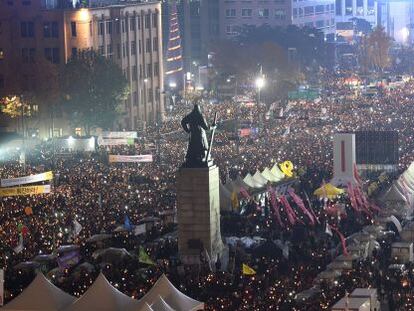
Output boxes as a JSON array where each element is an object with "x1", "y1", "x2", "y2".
[{"x1": 1, "y1": 72, "x2": 414, "y2": 309}]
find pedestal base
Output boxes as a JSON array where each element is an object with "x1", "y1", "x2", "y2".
[{"x1": 177, "y1": 165, "x2": 225, "y2": 265}]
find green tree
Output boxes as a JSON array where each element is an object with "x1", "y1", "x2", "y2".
[
  {"x1": 61, "y1": 49, "x2": 129, "y2": 135},
  {"x1": 358, "y1": 26, "x2": 391, "y2": 73}
]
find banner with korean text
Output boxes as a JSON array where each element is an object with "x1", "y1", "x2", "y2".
[
  {"x1": 101, "y1": 131, "x2": 137, "y2": 138},
  {"x1": 1, "y1": 171, "x2": 53, "y2": 187},
  {"x1": 109, "y1": 155, "x2": 153, "y2": 163},
  {"x1": 0, "y1": 185, "x2": 52, "y2": 197},
  {"x1": 97, "y1": 137, "x2": 134, "y2": 146}
]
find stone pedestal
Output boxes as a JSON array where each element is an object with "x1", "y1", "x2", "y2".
[{"x1": 177, "y1": 165, "x2": 224, "y2": 264}]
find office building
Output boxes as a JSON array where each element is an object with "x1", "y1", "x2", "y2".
[
  {"x1": 220, "y1": 0, "x2": 336, "y2": 39},
  {"x1": 335, "y1": 0, "x2": 377, "y2": 27},
  {"x1": 0, "y1": 0, "x2": 164, "y2": 137}
]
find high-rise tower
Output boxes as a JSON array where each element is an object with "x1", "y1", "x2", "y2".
[{"x1": 165, "y1": 0, "x2": 184, "y2": 89}]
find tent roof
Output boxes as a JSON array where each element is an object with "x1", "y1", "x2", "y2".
[
  {"x1": 243, "y1": 174, "x2": 263, "y2": 189},
  {"x1": 261, "y1": 168, "x2": 281, "y2": 183},
  {"x1": 235, "y1": 175, "x2": 252, "y2": 191},
  {"x1": 314, "y1": 183, "x2": 344, "y2": 199},
  {"x1": 2, "y1": 273, "x2": 75, "y2": 311},
  {"x1": 381, "y1": 183, "x2": 407, "y2": 203},
  {"x1": 64, "y1": 273, "x2": 140, "y2": 311},
  {"x1": 150, "y1": 296, "x2": 174, "y2": 311},
  {"x1": 136, "y1": 274, "x2": 204, "y2": 311},
  {"x1": 252, "y1": 171, "x2": 268, "y2": 187},
  {"x1": 138, "y1": 303, "x2": 153, "y2": 311},
  {"x1": 270, "y1": 164, "x2": 285, "y2": 179}
]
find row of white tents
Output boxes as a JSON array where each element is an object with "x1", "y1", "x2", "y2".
[
  {"x1": 381, "y1": 162, "x2": 414, "y2": 216},
  {"x1": 220, "y1": 163, "x2": 292, "y2": 211},
  {"x1": 1, "y1": 273, "x2": 204, "y2": 311}
]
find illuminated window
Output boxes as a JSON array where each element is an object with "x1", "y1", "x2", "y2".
[
  {"x1": 75, "y1": 128, "x2": 82, "y2": 136},
  {"x1": 258, "y1": 8, "x2": 269, "y2": 17}
]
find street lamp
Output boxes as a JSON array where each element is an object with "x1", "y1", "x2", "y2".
[{"x1": 255, "y1": 76, "x2": 265, "y2": 105}]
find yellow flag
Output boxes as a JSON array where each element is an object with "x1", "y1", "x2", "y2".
[
  {"x1": 231, "y1": 191, "x2": 239, "y2": 210},
  {"x1": 242, "y1": 263, "x2": 256, "y2": 275}
]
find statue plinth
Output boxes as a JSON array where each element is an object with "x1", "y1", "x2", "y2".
[{"x1": 177, "y1": 165, "x2": 225, "y2": 265}]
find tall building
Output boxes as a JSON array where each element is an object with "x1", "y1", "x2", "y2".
[
  {"x1": 0, "y1": 0, "x2": 164, "y2": 137},
  {"x1": 220, "y1": 0, "x2": 336, "y2": 39},
  {"x1": 162, "y1": 0, "x2": 219, "y2": 71},
  {"x1": 335, "y1": 0, "x2": 377, "y2": 27},
  {"x1": 165, "y1": 0, "x2": 184, "y2": 88},
  {"x1": 377, "y1": 0, "x2": 414, "y2": 44}
]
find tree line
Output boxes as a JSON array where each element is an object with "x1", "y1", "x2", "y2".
[{"x1": 0, "y1": 50, "x2": 129, "y2": 135}]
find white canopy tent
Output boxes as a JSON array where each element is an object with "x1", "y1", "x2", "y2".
[
  {"x1": 136, "y1": 274, "x2": 204, "y2": 311},
  {"x1": 2, "y1": 273, "x2": 75, "y2": 311},
  {"x1": 381, "y1": 182, "x2": 407, "y2": 204},
  {"x1": 150, "y1": 296, "x2": 175, "y2": 311},
  {"x1": 243, "y1": 174, "x2": 263, "y2": 189},
  {"x1": 138, "y1": 304, "x2": 153, "y2": 311},
  {"x1": 63, "y1": 273, "x2": 140, "y2": 311},
  {"x1": 270, "y1": 164, "x2": 285, "y2": 180},
  {"x1": 252, "y1": 171, "x2": 268, "y2": 187},
  {"x1": 261, "y1": 168, "x2": 282, "y2": 183}
]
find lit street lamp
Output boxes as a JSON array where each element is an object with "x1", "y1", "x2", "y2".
[{"x1": 255, "y1": 76, "x2": 265, "y2": 105}]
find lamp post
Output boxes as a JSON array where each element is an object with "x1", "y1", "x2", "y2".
[
  {"x1": 255, "y1": 72, "x2": 265, "y2": 133},
  {"x1": 255, "y1": 76, "x2": 265, "y2": 105}
]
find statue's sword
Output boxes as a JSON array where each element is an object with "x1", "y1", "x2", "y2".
[{"x1": 206, "y1": 112, "x2": 218, "y2": 162}]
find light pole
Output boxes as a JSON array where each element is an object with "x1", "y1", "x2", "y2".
[
  {"x1": 255, "y1": 76, "x2": 265, "y2": 105},
  {"x1": 255, "y1": 74, "x2": 265, "y2": 132}
]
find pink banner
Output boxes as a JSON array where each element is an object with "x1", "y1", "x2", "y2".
[
  {"x1": 304, "y1": 191, "x2": 320, "y2": 224},
  {"x1": 331, "y1": 226, "x2": 349, "y2": 256},
  {"x1": 347, "y1": 182, "x2": 360, "y2": 212},
  {"x1": 280, "y1": 195, "x2": 304, "y2": 225},
  {"x1": 353, "y1": 163, "x2": 363, "y2": 185},
  {"x1": 288, "y1": 189, "x2": 315, "y2": 225},
  {"x1": 268, "y1": 187, "x2": 284, "y2": 228}
]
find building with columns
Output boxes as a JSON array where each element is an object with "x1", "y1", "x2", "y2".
[{"x1": 0, "y1": 0, "x2": 164, "y2": 137}]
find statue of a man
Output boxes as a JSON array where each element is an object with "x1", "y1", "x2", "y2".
[{"x1": 181, "y1": 104, "x2": 214, "y2": 167}]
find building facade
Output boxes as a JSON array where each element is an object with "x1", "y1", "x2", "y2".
[
  {"x1": 220, "y1": 0, "x2": 336, "y2": 39},
  {"x1": 377, "y1": 0, "x2": 414, "y2": 44},
  {"x1": 335, "y1": 0, "x2": 377, "y2": 26},
  {"x1": 162, "y1": 0, "x2": 219, "y2": 71},
  {"x1": 0, "y1": 0, "x2": 164, "y2": 137}
]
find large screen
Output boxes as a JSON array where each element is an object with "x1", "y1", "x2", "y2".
[{"x1": 355, "y1": 131, "x2": 398, "y2": 165}]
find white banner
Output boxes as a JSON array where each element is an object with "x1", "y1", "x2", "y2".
[
  {"x1": 134, "y1": 224, "x2": 146, "y2": 236},
  {"x1": 97, "y1": 137, "x2": 134, "y2": 146},
  {"x1": 109, "y1": 155, "x2": 153, "y2": 163},
  {"x1": 0, "y1": 269, "x2": 4, "y2": 306},
  {"x1": 1, "y1": 171, "x2": 53, "y2": 188},
  {"x1": 101, "y1": 131, "x2": 137, "y2": 138}
]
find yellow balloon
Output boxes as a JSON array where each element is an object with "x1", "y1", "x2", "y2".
[{"x1": 279, "y1": 161, "x2": 294, "y2": 177}]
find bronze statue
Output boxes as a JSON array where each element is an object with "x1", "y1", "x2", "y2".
[{"x1": 181, "y1": 104, "x2": 217, "y2": 167}]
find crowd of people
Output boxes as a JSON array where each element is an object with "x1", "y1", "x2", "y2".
[{"x1": 1, "y1": 71, "x2": 414, "y2": 309}]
